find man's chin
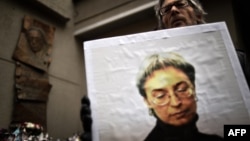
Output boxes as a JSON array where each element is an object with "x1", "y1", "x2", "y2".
[{"x1": 171, "y1": 21, "x2": 187, "y2": 28}]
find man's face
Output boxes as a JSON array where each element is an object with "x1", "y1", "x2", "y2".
[
  {"x1": 144, "y1": 66, "x2": 197, "y2": 126},
  {"x1": 161, "y1": 0, "x2": 200, "y2": 28}
]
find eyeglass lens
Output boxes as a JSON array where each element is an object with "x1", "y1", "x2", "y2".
[
  {"x1": 152, "y1": 85, "x2": 193, "y2": 106},
  {"x1": 160, "y1": 0, "x2": 189, "y2": 15}
]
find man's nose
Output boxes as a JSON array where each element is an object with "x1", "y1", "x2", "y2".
[{"x1": 170, "y1": 5, "x2": 179, "y2": 13}]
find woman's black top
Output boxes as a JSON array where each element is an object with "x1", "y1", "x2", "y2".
[{"x1": 144, "y1": 115, "x2": 224, "y2": 141}]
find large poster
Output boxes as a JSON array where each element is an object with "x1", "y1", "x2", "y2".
[{"x1": 84, "y1": 22, "x2": 250, "y2": 141}]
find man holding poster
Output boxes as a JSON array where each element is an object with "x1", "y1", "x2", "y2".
[{"x1": 81, "y1": 0, "x2": 250, "y2": 141}]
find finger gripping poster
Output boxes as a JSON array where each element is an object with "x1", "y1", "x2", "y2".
[{"x1": 84, "y1": 22, "x2": 250, "y2": 141}]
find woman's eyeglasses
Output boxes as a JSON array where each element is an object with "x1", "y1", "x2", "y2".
[{"x1": 151, "y1": 83, "x2": 195, "y2": 106}]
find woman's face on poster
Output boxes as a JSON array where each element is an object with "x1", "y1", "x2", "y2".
[{"x1": 144, "y1": 66, "x2": 197, "y2": 126}]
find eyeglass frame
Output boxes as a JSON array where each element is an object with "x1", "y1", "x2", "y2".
[
  {"x1": 151, "y1": 85, "x2": 196, "y2": 106},
  {"x1": 159, "y1": 0, "x2": 189, "y2": 16}
]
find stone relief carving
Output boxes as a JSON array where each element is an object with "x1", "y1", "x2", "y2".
[
  {"x1": 13, "y1": 15, "x2": 55, "y2": 72},
  {"x1": 11, "y1": 15, "x2": 55, "y2": 130}
]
